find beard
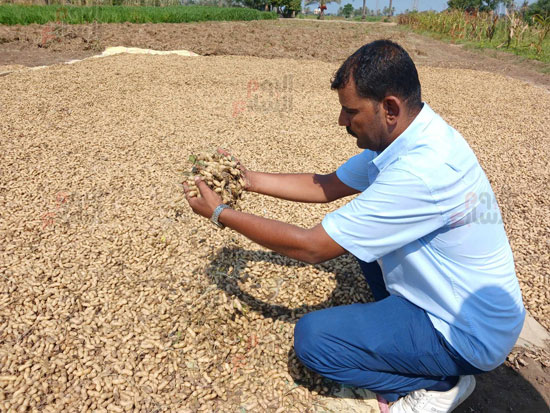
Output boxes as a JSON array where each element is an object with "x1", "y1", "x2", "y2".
[{"x1": 346, "y1": 126, "x2": 357, "y2": 138}]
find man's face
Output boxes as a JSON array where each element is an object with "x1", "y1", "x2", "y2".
[{"x1": 337, "y1": 80, "x2": 387, "y2": 151}]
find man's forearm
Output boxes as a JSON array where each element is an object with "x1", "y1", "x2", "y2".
[
  {"x1": 219, "y1": 207, "x2": 318, "y2": 263},
  {"x1": 183, "y1": 178, "x2": 346, "y2": 264},
  {"x1": 247, "y1": 171, "x2": 334, "y2": 203}
]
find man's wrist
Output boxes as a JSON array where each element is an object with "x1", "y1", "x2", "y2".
[
  {"x1": 243, "y1": 170, "x2": 255, "y2": 192},
  {"x1": 210, "y1": 204, "x2": 231, "y2": 228}
]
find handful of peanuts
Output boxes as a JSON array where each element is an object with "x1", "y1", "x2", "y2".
[{"x1": 184, "y1": 151, "x2": 246, "y2": 208}]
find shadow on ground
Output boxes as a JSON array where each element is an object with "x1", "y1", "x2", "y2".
[
  {"x1": 206, "y1": 246, "x2": 550, "y2": 413},
  {"x1": 205, "y1": 246, "x2": 372, "y2": 323},
  {"x1": 455, "y1": 363, "x2": 549, "y2": 413}
]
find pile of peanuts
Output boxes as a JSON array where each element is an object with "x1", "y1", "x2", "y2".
[{"x1": 184, "y1": 152, "x2": 246, "y2": 208}]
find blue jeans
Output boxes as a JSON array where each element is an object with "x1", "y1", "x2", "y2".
[{"x1": 293, "y1": 260, "x2": 484, "y2": 402}]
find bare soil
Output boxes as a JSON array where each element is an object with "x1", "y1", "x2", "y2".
[
  {"x1": 1, "y1": 19, "x2": 549, "y2": 413},
  {"x1": 1, "y1": 19, "x2": 549, "y2": 90}
]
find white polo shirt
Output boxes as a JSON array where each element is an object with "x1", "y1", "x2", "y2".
[{"x1": 322, "y1": 103, "x2": 525, "y2": 371}]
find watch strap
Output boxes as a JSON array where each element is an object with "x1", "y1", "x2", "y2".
[{"x1": 211, "y1": 204, "x2": 230, "y2": 229}]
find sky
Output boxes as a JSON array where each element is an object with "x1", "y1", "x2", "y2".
[{"x1": 315, "y1": 0, "x2": 537, "y2": 15}]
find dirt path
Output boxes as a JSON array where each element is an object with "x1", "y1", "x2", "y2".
[{"x1": 1, "y1": 19, "x2": 549, "y2": 91}]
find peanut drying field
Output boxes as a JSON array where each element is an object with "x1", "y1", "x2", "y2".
[{"x1": 1, "y1": 24, "x2": 550, "y2": 412}]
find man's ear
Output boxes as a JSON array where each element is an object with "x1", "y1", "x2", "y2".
[{"x1": 383, "y1": 96, "x2": 401, "y2": 124}]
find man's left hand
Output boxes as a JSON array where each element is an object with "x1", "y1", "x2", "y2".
[{"x1": 183, "y1": 177, "x2": 223, "y2": 219}]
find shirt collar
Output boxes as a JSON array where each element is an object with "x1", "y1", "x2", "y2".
[{"x1": 371, "y1": 102, "x2": 435, "y2": 173}]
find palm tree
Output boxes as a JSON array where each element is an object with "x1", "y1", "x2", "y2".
[{"x1": 362, "y1": 0, "x2": 367, "y2": 19}]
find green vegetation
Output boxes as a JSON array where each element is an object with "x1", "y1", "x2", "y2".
[
  {"x1": 525, "y1": 0, "x2": 550, "y2": 19},
  {"x1": 0, "y1": 4, "x2": 277, "y2": 25},
  {"x1": 341, "y1": 3, "x2": 353, "y2": 18},
  {"x1": 240, "y1": 0, "x2": 301, "y2": 18},
  {"x1": 446, "y1": 0, "x2": 504, "y2": 12},
  {"x1": 296, "y1": 13, "x2": 332, "y2": 19},
  {"x1": 398, "y1": 10, "x2": 550, "y2": 63}
]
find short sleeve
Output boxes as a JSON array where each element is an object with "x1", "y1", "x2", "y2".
[
  {"x1": 335, "y1": 150, "x2": 376, "y2": 192},
  {"x1": 322, "y1": 168, "x2": 445, "y2": 262}
]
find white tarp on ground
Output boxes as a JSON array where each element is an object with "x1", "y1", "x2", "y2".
[
  {"x1": 66, "y1": 46, "x2": 199, "y2": 64},
  {"x1": 0, "y1": 46, "x2": 199, "y2": 75}
]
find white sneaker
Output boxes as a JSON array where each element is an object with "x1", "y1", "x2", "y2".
[{"x1": 389, "y1": 375, "x2": 476, "y2": 413}]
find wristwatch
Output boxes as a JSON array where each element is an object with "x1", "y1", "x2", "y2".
[{"x1": 210, "y1": 204, "x2": 231, "y2": 229}]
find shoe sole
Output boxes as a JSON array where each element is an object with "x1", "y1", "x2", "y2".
[{"x1": 453, "y1": 376, "x2": 476, "y2": 411}]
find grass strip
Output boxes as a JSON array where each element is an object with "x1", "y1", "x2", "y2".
[{"x1": 0, "y1": 4, "x2": 277, "y2": 25}]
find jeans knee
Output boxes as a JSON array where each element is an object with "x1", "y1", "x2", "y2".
[{"x1": 294, "y1": 312, "x2": 321, "y2": 365}]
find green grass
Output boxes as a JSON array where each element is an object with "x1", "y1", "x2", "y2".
[
  {"x1": 415, "y1": 26, "x2": 550, "y2": 64},
  {"x1": 411, "y1": 26, "x2": 550, "y2": 65},
  {"x1": 0, "y1": 4, "x2": 277, "y2": 25},
  {"x1": 296, "y1": 14, "x2": 337, "y2": 20}
]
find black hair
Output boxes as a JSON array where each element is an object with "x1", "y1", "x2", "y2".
[{"x1": 331, "y1": 40, "x2": 422, "y2": 109}]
